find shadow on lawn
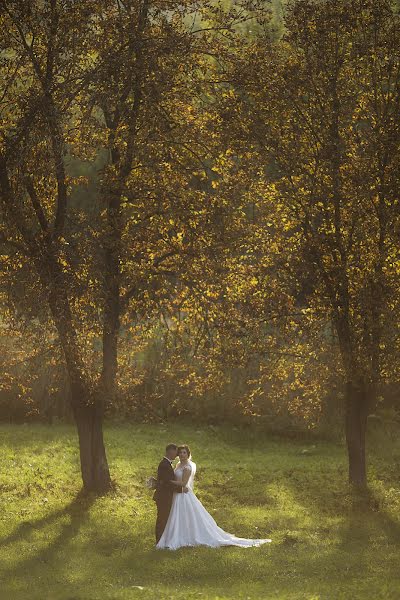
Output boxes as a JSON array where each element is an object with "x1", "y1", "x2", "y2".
[
  {"x1": 1, "y1": 438, "x2": 399, "y2": 599},
  {"x1": 341, "y1": 487, "x2": 400, "y2": 545},
  {"x1": 278, "y1": 477, "x2": 400, "y2": 593},
  {"x1": 2, "y1": 487, "x2": 399, "y2": 599},
  {"x1": 0, "y1": 490, "x2": 95, "y2": 576},
  {"x1": 283, "y1": 461, "x2": 400, "y2": 540}
]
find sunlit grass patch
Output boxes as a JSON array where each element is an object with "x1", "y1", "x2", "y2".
[{"x1": 0, "y1": 423, "x2": 399, "y2": 599}]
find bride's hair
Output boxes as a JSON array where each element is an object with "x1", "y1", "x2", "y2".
[{"x1": 177, "y1": 444, "x2": 191, "y2": 458}]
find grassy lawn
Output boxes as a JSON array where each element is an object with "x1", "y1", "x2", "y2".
[{"x1": 0, "y1": 422, "x2": 400, "y2": 600}]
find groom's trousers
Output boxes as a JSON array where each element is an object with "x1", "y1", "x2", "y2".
[{"x1": 155, "y1": 497, "x2": 172, "y2": 543}]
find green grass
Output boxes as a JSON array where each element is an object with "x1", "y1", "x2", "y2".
[{"x1": 0, "y1": 423, "x2": 400, "y2": 600}]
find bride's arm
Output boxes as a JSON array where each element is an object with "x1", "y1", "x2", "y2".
[
  {"x1": 181, "y1": 465, "x2": 192, "y2": 488},
  {"x1": 169, "y1": 465, "x2": 191, "y2": 491}
]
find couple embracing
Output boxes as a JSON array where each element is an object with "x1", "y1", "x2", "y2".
[{"x1": 153, "y1": 443, "x2": 272, "y2": 550}]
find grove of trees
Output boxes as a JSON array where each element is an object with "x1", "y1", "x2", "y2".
[{"x1": 1, "y1": 0, "x2": 399, "y2": 490}]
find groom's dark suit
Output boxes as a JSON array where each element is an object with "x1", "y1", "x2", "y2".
[{"x1": 153, "y1": 457, "x2": 184, "y2": 543}]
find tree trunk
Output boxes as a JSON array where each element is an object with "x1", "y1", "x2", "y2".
[
  {"x1": 335, "y1": 311, "x2": 368, "y2": 487},
  {"x1": 39, "y1": 253, "x2": 112, "y2": 493},
  {"x1": 345, "y1": 379, "x2": 368, "y2": 487},
  {"x1": 73, "y1": 395, "x2": 111, "y2": 493}
]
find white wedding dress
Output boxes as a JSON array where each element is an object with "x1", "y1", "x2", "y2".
[{"x1": 156, "y1": 460, "x2": 272, "y2": 550}]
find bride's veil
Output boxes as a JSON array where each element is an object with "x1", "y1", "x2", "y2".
[{"x1": 188, "y1": 460, "x2": 196, "y2": 489}]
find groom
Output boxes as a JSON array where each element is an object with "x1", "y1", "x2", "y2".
[{"x1": 153, "y1": 443, "x2": 188, "y2": 543}]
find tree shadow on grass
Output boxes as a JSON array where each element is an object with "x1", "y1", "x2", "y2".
[
  {"x1": 1, "y1": 435, "x2": 399, "y2": 600},
  {"x1": 118, "y1": 457, "x2": 400, "y2": 597},
  {"x1": 339, "y1": 486, "x2": 400, "y2": 546},
  {"x1": 0, "y1": 490, "x2": 96, "y2": 592},
  {"x1": 0, "y1": 502, "x2": 74, "y2": 549},
  {"x1": 275, "y1": 478, "x2": 400, "y2": 597},
  {"x1": 2, "y1": 488, "x2": 398, "y2": 600}
]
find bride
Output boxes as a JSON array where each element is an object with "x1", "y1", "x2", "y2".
[{"x1": 156, "y1": 444, "x2": 272, "y2": 550}]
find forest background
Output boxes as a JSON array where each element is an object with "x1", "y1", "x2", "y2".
[{"x1": 1, "y1": 0, "x2": 400, "y2": 492}]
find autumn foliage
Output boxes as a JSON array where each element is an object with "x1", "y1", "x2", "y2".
[{"x1": 0, "y1": 0, "x2": 399, "y2": 488}]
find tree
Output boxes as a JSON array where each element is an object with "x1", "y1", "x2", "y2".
[
  {"x1": 73, "y1": 0, "x2": 257, "y2": 408},
  {"x1": 0, "y1": 0, "x2": 256, "y2": 488},
  {"x1": 0, "y1": 0, "x2": 114, "y2": 491},
  {"x1": 236, "y1": 0, "x2": 400, "y2": 484}
]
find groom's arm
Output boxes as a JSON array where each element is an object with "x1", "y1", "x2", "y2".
[
  {"x1": 157, "y1": 463, "x2": 170, "y2": 491},
  {"x1": 169, "y1": 480, "x2": 187, "y2": 493},
  {"x1": 158, "y1": 463, "x2": 186, "y2": 493}
]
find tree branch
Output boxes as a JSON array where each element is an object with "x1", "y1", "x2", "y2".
[{"x1": 24, "y1": 176, "x2": 49, "y2": 233}]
